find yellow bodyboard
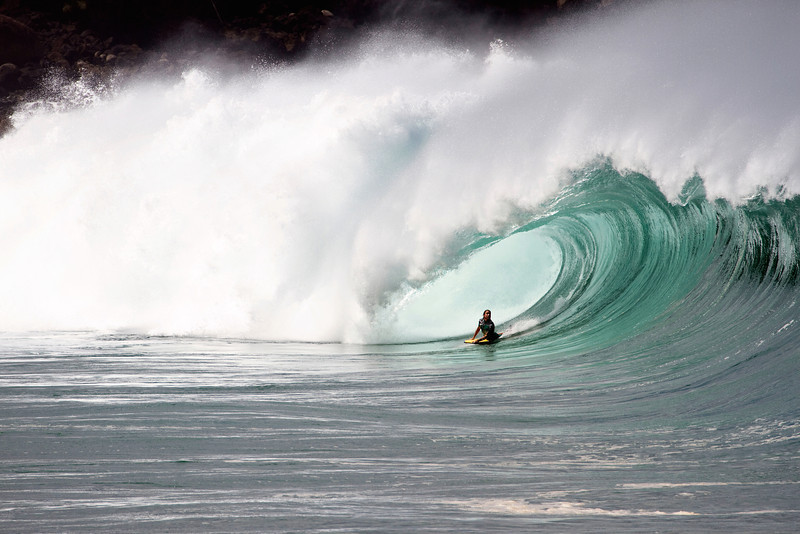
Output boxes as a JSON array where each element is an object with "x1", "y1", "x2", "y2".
[{"x1": 464, "y1": 333, "x2": 503, "y2": 344}]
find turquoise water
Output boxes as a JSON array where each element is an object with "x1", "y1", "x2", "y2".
[{"x1": 1, "y1": 0, "x2": 799, "y2": 531}]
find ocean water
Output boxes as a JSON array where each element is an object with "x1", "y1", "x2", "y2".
[{"x1": 1, "y1": 0, "x2": 799, "y2": 531}]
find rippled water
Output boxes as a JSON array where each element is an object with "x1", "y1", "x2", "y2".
[{"x1": 1, "y1": 321, "x2": 798, "y2": 532}]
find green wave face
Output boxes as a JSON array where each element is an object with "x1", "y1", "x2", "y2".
[
  {"x1": 379, "y1": 162, "x2": 798, "y2": 423},
  {"x1": 388, "y1": 162, "x2": 799, "y2": 386},
  {"x1": 379, "y1": 228, "x2": 562, "y2": 342},
  {"x1": 527, "y1": 164, "x2": 799, "y2": 362}
]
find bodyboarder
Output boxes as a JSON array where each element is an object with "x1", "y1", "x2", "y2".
[{"x1": 470, "y1": 309, "x2": 501, "y2": 343}]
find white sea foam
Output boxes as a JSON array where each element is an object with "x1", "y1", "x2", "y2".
[
  {"x1": 447, "y1": 498, "x2": 699, "y2": 516},
  {"x1": 0, "y1": 0, "x2": 797, "y2": 340}
]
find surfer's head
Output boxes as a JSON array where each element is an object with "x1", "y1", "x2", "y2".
[{"x1": 483, "y1": 309, "x2": 491, "y2": 320}]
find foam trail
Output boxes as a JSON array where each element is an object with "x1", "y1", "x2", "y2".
[{"x1": 0, "y1": 0, "x2": 798, "y2": 341}]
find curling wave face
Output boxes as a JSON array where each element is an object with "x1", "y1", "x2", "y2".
[{"x1": 502, "y1": 164, "x2": 799, "y2": 359}]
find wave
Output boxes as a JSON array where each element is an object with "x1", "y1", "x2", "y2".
[
  {"x1": 503, "y1": 163, "x2": 799, "y2": 352},
  {"x1": 0, "y1": 0, "x2": 798, "y2": 347}
]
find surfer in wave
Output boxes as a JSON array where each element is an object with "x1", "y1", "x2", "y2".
[{"x1": 470, "y1": 309, "x2": 501, "y2": 343}]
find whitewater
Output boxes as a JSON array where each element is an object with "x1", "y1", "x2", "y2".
[{"x1": 1, "y1": 0, "x2": 799, "y2": 531}]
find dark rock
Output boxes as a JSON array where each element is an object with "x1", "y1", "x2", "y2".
[
  {"x1": 0, "y1": 112, "x2": 12, "y2": 136},
  {"x1": 0, "y1": 14, "x2": 44, "y2": 65},
  {"x1": 17, "y1": 66, "x2": 39, "y2": 88},
  {"x1": 0, "y1": 63, "x2": 20, "y2": 90}
]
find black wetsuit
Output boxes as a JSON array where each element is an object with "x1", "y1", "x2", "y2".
[{"x1": 478, "y1": 317, "x2": 500, "y2": 341}]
